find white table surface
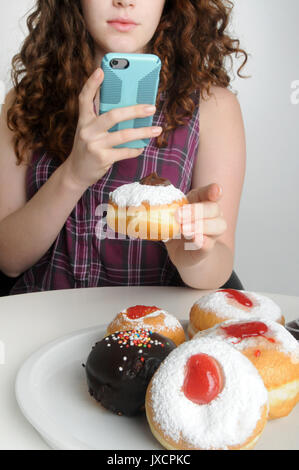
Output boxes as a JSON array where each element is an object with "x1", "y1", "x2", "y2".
[{"x1": 0, "y1": 286, "x2": 298, "y2": 450}]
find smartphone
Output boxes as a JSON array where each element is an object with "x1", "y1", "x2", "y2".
[{"x1": 99, "y1": 53, "x2": 161, "y2": 149}]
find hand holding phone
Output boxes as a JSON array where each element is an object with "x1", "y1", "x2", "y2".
[
  {"x1": 64, "y1": 68, "x2": 163, "y2": 190},
  {"x1": 99, "y1": 53, "x2": 162, "y2": 148}
]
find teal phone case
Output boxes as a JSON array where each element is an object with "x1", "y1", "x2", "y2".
[{"x1": 99, "y1": 53, "x2": 161, "y2": 148}]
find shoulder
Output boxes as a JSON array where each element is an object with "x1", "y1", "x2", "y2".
[
  {"x1": 1, "y1": 87, "x2": 16, "y2": 112},
  {"x1": 1, "y1": 87, "x2": 18, "y2": 134},
  {"x1": 0, "y1": 87, "x2": 28, "y2": 223},
  {"x1": 0, "y1": 87, "x2": 18, "y2": 149},
  {"x1": 1, "y1": 87, "x2": 32, "y2": 164},
  {"x1": 200, "y1": 85, "x2": 240, "y2": 109},
  {"x1": 199, "y1": 85, "x2": 243, "y2": 136}
]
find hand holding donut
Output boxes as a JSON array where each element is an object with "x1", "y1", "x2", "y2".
[
  {"x1": 62, "y1": 68, "x2": 162, "y2": 190},
  {"x1": 165, "y1": 183, "x2": 227, "y2": 263}
]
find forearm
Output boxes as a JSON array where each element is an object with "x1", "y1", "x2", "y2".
[
  {"x1": 174, "y1": 240, "x2": 234, "y2": 290},
  {"x1": 0, "y1": 161, "x2": 87, "y2": 277}
]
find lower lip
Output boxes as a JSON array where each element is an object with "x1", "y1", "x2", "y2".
[{"x1": 108, "y1": 21, "x2": 137, "y2": 32}]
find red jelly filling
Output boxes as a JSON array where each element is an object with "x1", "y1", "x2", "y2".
[
  {"x1": 126, "y1": 305, "x2": 159, "y2": 320},
  {"x1": 183, "y1": 354, "x2": 223, "y2": 405},
  {"x1": 221, "y1": 321, "x2": 275, "y2": 344},
  {"x1": 217, "y1": 288, "x2": 253, "y2": 308}
]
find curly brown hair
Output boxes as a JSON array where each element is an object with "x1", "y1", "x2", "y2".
[{"x1": 7, "y1": 0, "x2": 248, "y2": 165}]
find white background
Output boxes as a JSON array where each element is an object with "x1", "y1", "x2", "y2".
[{"x1": 0, "y1": 0, "x2": 298, "y2": 295}]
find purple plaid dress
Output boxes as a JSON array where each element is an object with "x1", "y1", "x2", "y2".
[{"x1": 10, "y1": 92, "x2": 200, "y2": 295}]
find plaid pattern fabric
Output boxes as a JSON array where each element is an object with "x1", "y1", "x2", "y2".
[{"x1": 10, "y1": 93, "x2": 200, "y2": 295}]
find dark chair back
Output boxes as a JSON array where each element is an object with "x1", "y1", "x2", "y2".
[
  {"x1": 0, "y1": 271, "x2": 20, "y2": 297},
  {"x1": 220, "y1": 270, "x2": 244, "y2": 290}
]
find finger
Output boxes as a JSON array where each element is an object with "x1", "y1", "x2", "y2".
[
  {"x1": 189, "y1": 183, "x2": 222, "y2": 203},
  {"x1": 175, "y1": 202, "x2": 221, "y2": 224},
  {"x1": 106, "y1": 146, "x2": 145, "y2": 163},
  {"x1": 103, "y1": 125, "x2": 163, "y2": 147},
  {"x1": 98, "y1": 104, "x2": 157, "y2": 132},
  {"x1": 78, "y1": 68, "x2": 104, "y2": 123},
  {"x1": 202, "y1": 217, "x2": 227, "y2": 236},
  {"x1": 183, "y1": 233, "x2": 214, "y2": 252},
  {"x1": 199, "y1": 183, "x2": 222, "y2": 202},
  {"x1": 181, "y1": 219, "x2": 203, "y2": 238},
  {"x1": 181, "y1": 217, "x2": 227, "y2": 237},
  {"x1": 182, "y1": 231, "x2": 204, "y2": 251}
]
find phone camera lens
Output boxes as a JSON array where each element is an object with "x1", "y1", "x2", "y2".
[{"x1": 111, "y1": 60, "x2": 119, "y2": 67}]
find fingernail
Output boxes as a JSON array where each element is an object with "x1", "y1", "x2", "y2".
[
  {"x1": 183, "y1": 223, "x2": 194, "y2": 235},
  {"x1": 152, "y1": 127, "x2": 163, "y2": 135},
  {"x1": 145, "y1": 106, "x2": 156, "y2": 114},
  {"x1": 184, "y1": 232, "x2": 195, "y2": 240}
]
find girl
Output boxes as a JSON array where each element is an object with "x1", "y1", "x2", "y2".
[{"x1": 0, "y1": 0, "x2": 247, "y2": 294}]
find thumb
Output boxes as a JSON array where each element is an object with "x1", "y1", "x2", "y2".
[
  {"x1": 79, "y1": 68, "x2": 104, "y2": 122},
  {"x1": 194, "y1": 183, "x2": 222, "y2": 202}
]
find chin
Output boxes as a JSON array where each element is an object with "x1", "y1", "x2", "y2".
[{"x1": 101, "y1": 35, "x2": 145, "y2": 54}]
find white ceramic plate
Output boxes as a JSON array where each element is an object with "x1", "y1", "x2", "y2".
[{"x1": 15, "y1": 323, "x2": 299, "y2": 450}]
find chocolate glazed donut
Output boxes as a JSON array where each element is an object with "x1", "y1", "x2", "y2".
[{"x1": 84, "y1": 329, "x2": 176, "y2": 416}]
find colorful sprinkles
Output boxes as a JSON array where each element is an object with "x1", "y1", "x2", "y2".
[
  {"x1": 106, "y1": 329, "x2": 167, "y2": 374},
  {"x1": 108, "y1": 329, "x2": 165, "y2": 349}
]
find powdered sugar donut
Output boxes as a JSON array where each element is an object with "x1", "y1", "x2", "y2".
[
  {"x1": 188, "y1": 289, "x2": 285, "y2": 338},
  {"x1": 107, "y1": 305, "x2": 185, "y2": 346},
  {"x1": 146, "y1": 337, "x2": 268, "y2": 450},
  {"x1": 106, "y1": 172, "x2": 188, "y2": 241},
  {"x1": 194, "y1": 318, "x2": 299, "y2": 419}
]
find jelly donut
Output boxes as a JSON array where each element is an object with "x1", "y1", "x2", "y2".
[
  {"x1": 194, "y1": 318, "x2": 299, "y2": 419},
  {"x1": 188, "y1": 288, "x2": 285, "y2": 338},
  {"x1": 84, "y1": 329, "x2": 176, "y2": 416},
  {"x1": 106, "y1": 172, "x2": 188, "y2": 240},
  {"x1": 107, "y1": 305, "x2": 186, "y2": 346},
  {"x1": 146, "y1": 337, "x2": 268, "y2": 450}
]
